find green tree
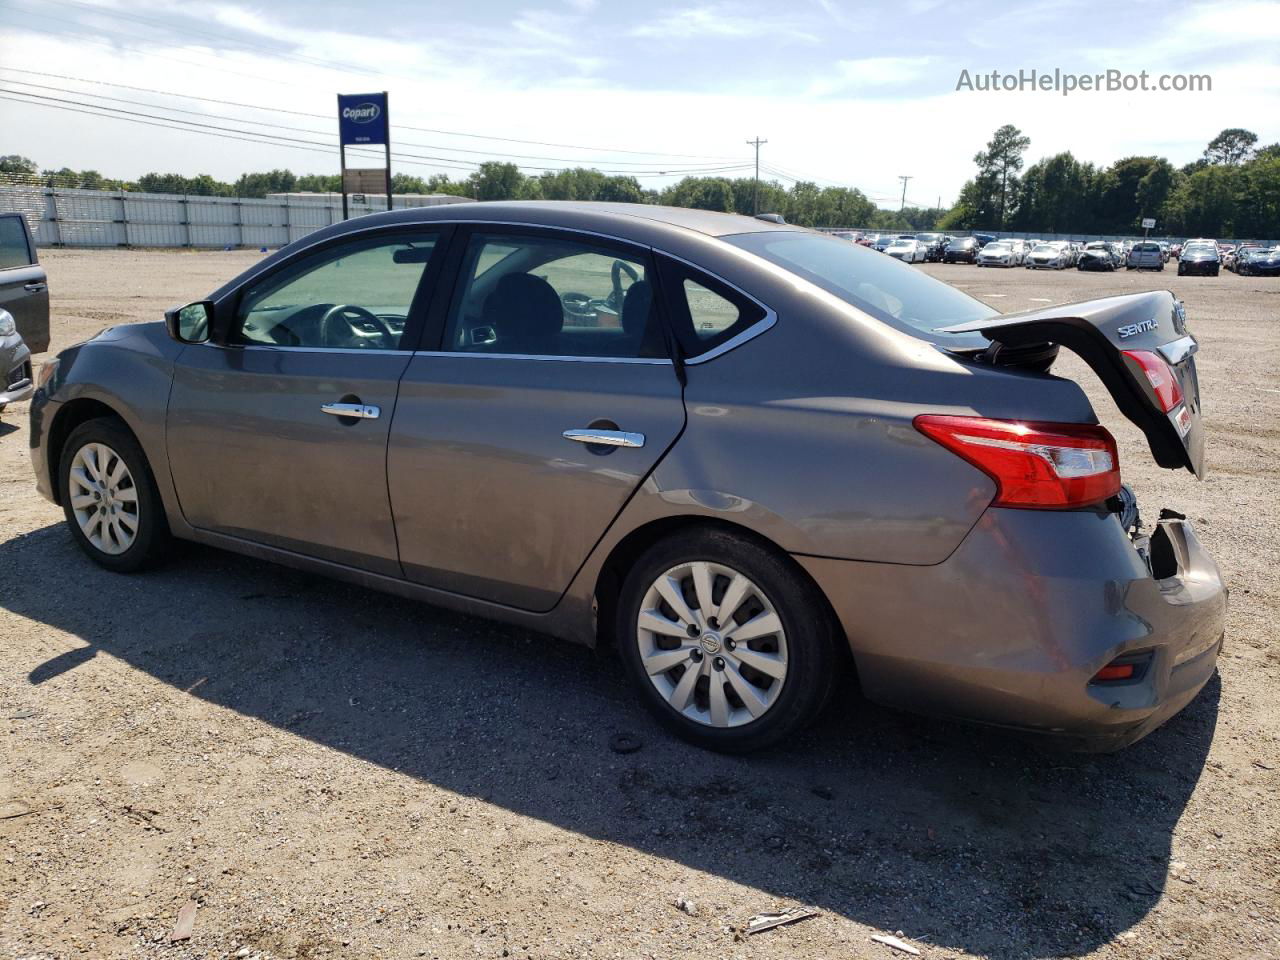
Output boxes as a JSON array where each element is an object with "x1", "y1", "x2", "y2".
[
  {"x1": 465, "y1": 162, "x2": 525, "y2": 201},
  {"x1": 1204, "y1": 128, "x2": 1257, "y2": 166},
  {"x1": 659, "y1": 176, "x2": 736, "y2": 212},
  {"x1": 1163, "y1": 165, "x2": 1239, "y2": 237},
  {"x1": 1135, "y1": 158, "x2": 1176, "y2": 228},
  {"x1": 0, "y1": 155, "x2": 38, "y2": 176},
  {"x1": 233, "y1": 169, "x2": 297, "y2": 198},
  {"x1": 1232, "y1": 155, "x2": 1280, "y2": 237},
  {"x1": 973, "y1": 124, "x2": 1031, "y2": 228},
  {"x1": 390, "y1": 173, "x2": 429, "y2": 194}
]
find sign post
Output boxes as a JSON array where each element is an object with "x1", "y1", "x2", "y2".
[
  {"x1": 1141, "y1": 216, "x2": 1156, "y2": 243},
  {"x1": 337, "y1": 92, "x2": 391, "y2": 220}
]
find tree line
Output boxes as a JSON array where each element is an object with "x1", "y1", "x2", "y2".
[
  {"x1": 942, "y1": 125, "x2": 1279, "y2": 238},
  {"x1": 4, "y1": 124, "x2": 1276, "y2": 236}
]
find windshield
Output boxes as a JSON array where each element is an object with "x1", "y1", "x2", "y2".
[
  {"x1": 1032, "y1": 244, "x2": 1055, "y2": 254},
  {"x1": 888, "y1": 240, "x2": 912, "y2": 247},
  {"x1": 947, "y1": 239, "x2": 971, "y2": 248},
  {"x1": 985, "y1": 242, "x2": 1011, "y2": 251},
  {"x1": 725, "y1": 231, "x2": 995, "y2": 346}
]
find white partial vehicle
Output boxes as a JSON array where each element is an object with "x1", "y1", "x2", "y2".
[
  {"x1": 885, "y1": 238, "x2": 927, "y2": 263},
  {"x1": 1025, "y1": 243, "x2": 1069, "y2": 270},
  {"x1": 976, "y1": 240, "x2": 1018, "y2": 267}
]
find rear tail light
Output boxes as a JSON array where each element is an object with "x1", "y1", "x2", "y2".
[
  {"x1": 1122, "y1": 350, "x2": 1183, "y2": 413},
  {"x1": 914, "y1": 415, "x2": 1120, "y2": 509}
]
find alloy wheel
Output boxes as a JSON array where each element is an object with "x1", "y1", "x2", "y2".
[
  {"x1": 635, "y1": 561, "x2": 788, "y2": 728},
  {"x1": 68, "y1": 442, "x2": 139, "y2": 555}
]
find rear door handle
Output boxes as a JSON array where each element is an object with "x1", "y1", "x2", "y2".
[
  {"x1": 321, "y1": 402, "x2": 380, "y2": 420},
  {"x1": 24, "y1": 283, "x2": 47, "y2": 293},
  {"x1": 562, "y1": 429, "x2": 645, "y2": 448}
]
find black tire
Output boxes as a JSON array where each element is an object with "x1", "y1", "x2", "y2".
[
  {"x1": 616, "y1": 527, "x2": 842, "y2": 753},
  {"x1": 60, "y1": 417, "x2": 170, "y2": 572}
]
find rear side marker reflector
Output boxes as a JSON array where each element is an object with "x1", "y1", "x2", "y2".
[
  {"x1": 1093, "y1": 663, "x2": 1135, "y2": 681},
  {"x1": 914, "y1": 415, "x2": 1121, "y2": 509},
  {"x1": 1091, "y1": 652, "x2": 1152, "y2": 684}
]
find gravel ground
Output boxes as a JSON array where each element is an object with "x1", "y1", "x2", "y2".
[{"x1": 1, "y1": 249, "x2": 1277, "y2": 960}]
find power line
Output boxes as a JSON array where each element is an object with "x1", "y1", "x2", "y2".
[
  {"x1": 0, "y1": 90, "x2": 754, "y2": 179},
  {"x1": 0, "y1": 68, "x2": 742, "y2": 162},
  {"x1": 1, "y1": 78, "x2": 744, "y2": 172},
  {"x1": 897, "y1": 175, "x2": 913, "y2": 212}
]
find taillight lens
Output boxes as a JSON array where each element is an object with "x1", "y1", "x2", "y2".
[
  {"x1": 1122, "y1": 350, "x2": 1183, "y2": 413},
  {"x1": 914, "y1": 415, "x2": 1120, "y2": 509}
]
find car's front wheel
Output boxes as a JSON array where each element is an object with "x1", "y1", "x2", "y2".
[
  {"x1": 617, "y1": 528, "x2": 841, "y2": 753},
  {"x1": 60, "y1": 417, "x2": 169, "y2": 572}
]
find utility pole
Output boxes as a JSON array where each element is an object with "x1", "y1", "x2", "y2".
[
  {"x1": 898, "y1": 175, "x2": 913, "y2": 213},
  {"x1": 746, "y1": 137, "x2": 768, "y2": 214}
]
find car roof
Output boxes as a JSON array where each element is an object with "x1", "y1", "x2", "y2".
[{"x1": 341, "y1": 200, "x2": 797, "y2": 240}]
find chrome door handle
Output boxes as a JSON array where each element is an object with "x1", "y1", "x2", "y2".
[
  {"x1": 562, "y1": 429, "x2": 645, "y2": 448},
  {"x1": 321, "y1": 402, "x2": 380, "y2": 419},
  {"x1": 24, "y1": 283, "x2": 47, "y2": 293}
]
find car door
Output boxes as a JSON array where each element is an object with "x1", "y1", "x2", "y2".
[
  {"x1": 166, "y1": 227, "x2": 451, "y2": 576},
  {"x1": 387, "y1": 226, "x2": 686, "y2": 611},
  {"x1": 0, "y1": 213, "x2": 50, "y2": 353}
]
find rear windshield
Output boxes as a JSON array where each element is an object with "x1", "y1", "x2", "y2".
[{"x1": 725, "y1": 231, "x2": 995, "y2": 346}]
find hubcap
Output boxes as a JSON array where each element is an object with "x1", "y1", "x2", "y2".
[
  {"x1": 68, "y1": 442, "x2": 139, "y2": 556},
  {"x1": 636, "y1": 560, "x2": 788, "y2": 728}
]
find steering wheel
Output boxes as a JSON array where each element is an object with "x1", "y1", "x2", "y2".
[
  {"x1": 320, "y1": 303, "x2": 395, "y2": 346},
  {"x1": 607, "y1": 259, "x2": 640, "y2": 311},
  {"x1": 560, "y1": 291, "x2": 596, "y2": 321}
]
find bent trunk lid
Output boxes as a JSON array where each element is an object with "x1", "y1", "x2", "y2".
[{"x1": 941, "y1": 290, "x2": 1204, "y2": 478}]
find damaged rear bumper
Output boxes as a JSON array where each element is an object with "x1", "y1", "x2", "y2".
[{"x1": 797, "y1": 508, "x2": 1226, "y2": 751}]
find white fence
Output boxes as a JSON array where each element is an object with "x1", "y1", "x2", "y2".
[{"x1": 0, "y1": 186, "x2": 472, "y2": 249}]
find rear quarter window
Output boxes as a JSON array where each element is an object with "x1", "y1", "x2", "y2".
[{"x1": 658, "y1": 257, "x2": 766, "y2": 358}]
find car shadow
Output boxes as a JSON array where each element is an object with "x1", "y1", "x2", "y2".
[
  {"x1": 0, "y1": 419, "x2": 19, "y2": 438},
  {"x1": 1, "y1": 524, "x2": 1218, "y2": 959}
]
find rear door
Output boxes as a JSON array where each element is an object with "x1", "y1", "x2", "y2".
[
  {"x1": 943, "y1": 290, "x2": 1204, "y2": 477},
  {"x1": 0, "y1": 213, "x2": 49, "y2": 353},
  {"x1": 387, "y1": 226, "x2": 685, "y2": 612}
]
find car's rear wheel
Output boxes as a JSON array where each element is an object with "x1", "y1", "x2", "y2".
[
  {"x1": 60, "y1": 418, "x2": 169, "y2": 572},
  {"x1": 617, "y1": 528, "x2": 841, "y2": 753}
]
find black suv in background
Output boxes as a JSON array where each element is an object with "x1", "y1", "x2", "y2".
[
  {"x1": 943, "y1": 237, "x2": 981, "y2": 263},
  {"x1": 1178, "y1": 239, "x2": 1221, "y2": 277}
]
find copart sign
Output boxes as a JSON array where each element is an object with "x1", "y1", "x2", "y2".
[{"x1": 338, "y1": 92, "x2": 390, "y2": 146}]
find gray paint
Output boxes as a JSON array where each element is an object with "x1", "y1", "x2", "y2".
[{"x1": 26, "y1": 202, "x2": 1226, "y2": 748}]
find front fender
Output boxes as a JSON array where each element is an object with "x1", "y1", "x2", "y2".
[{"x1": 34, "y1": 324, "x2": 189, "y2": 534}]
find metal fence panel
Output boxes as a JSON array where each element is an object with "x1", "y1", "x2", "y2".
[{"x1": 0, "y1": 185, "x2": 472, "y2": 249}]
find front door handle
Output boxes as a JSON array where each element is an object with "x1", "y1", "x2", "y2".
[
  {"x1": 24, "y1": 283, "x2": 47, "y2": 293},
  {"x1": 321, "y1": 402, "x2": 380, "y2": 420},
  {"x1": 562, "y1": 428, "x2": 645, "y2": 448}
]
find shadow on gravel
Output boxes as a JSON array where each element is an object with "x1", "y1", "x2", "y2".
[{"x1": 3, "y1": 526, "x2": 1218, "y2": 960}]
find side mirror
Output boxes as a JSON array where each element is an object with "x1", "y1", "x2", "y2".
[{"x1": 165, "y1": 301, "x2": 213, "y2": 344}]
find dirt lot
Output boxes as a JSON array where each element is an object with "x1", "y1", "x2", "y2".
[{"x1": 1, "y1": 249, "x2": 1277, "y2": 960}]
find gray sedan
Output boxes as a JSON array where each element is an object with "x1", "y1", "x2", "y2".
[{"x1": 28, "y1": 202, "x2": 1224, "y2": 752}]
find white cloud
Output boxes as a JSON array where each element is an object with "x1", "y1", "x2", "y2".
[
  {"x1": 0, "y1": 0, "x2": 1276, "y2": 209},
  {"x1": 808, "y1": 56, "x2": 936, "y2": 96},
  {"x1": 632, "y1": 4, "x2": 820, "y2": 43}
]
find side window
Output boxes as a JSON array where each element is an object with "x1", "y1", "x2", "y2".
[
  {"x1": 0, "y1": 215, "x2": 34, "y2": 270},
  {"x1": 683, "y1": 280, "x2": 743, "y2": 340},
  {"x1": 446, "y1": 232, "x2": 664, "y2": 358},
  {"x1": 235, "y1": 232, "x2": 438, "y2": 350},
  {"x1": 661, "y1": 260, "x2": 767, "y2": 358}
]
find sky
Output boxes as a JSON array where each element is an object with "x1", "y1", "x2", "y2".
[{"x1": 0, "y1": 0, "x2": 1278, "y2": 207}]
